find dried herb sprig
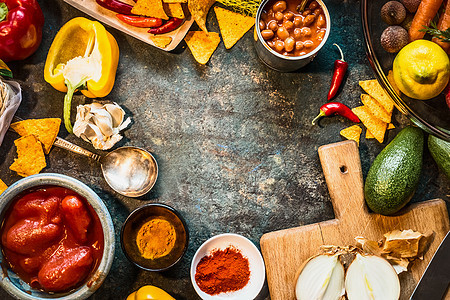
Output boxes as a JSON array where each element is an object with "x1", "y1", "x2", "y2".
[
  {"x1": 216, "y1": 0, "x2": 262, "y2": 17},
  {"x1": 420, "y1": 20, "x2": 450, "y2": 42}
]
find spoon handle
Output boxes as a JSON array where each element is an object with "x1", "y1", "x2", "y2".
[{"x1": 54, "y1": 137, "x2": 102, "y2": 162}]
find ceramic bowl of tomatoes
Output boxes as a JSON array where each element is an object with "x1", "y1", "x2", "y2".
[{"x1": 0, "y1": 173, "x2": 115, "y2": 300}]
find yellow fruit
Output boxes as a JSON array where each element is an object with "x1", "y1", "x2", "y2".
[{"x1": 393, "y1": 40, "x2": 450, "y2": 100}]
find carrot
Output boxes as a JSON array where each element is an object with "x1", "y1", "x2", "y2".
[
  {"x1": 409, "y1": 0, "x2": 444, "y2": 41},
  {"x1": 432, "y1": 0, "x2": 450, "y2": 51}
]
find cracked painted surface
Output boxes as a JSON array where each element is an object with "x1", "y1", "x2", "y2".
[{"x1": 0, "y1": 0, "x2": 448, "y2": 299}]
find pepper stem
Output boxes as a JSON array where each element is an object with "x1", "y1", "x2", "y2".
[
  {"x1": 0, "y1": 3, "x2": 8, "y2": 23},
  {"x1": 312, "y1": 110, "x2": 326, "y2": 125},
  {"x1": 298, "y1": 0, "x2": 308, "y2": 11},
  {"x1": 333, "y1": 43, "x2": 345, "y2": 62},
  {"x1": 63, "y1": 79, "x2": 87, "y2": 133}
]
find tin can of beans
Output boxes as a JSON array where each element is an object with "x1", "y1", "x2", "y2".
[{"x1": 255, "y1": 0, "x2": 331, "y2": 72}]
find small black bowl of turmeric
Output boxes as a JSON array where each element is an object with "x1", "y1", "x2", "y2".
[{"x1": 121, "y1": 203, "x2": 189, "y2": 271}]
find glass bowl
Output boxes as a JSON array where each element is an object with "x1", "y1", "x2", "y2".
[{"x1": 361, "y1": 0, "x2": 450, "y2": 141}]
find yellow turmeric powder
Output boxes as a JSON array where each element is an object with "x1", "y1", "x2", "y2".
[{"x1": 136, "y1": 218, "x2": 176, "y2": 260}]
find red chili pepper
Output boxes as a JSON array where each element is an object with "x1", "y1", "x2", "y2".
[
  {"x1": 312, "y1": 102, "x2": 360, "y2": 125},
  {"x1": 148, "y1": 18, "x2": 183, "y2": 34},
  {"x1": 327, "y1": 44, "x2": 348, "y2": 101},
  {"x1": 445, "y1": 82, "x2": 450, "y2": 110},
  {"x1": 96, "y1": 0, "x2": 133, "y2": 15},
  {"x1": 116, "y1": 14, "x2": 163, "y2": 28},
  {"x1": 0, "y1": 0, "x2": 44, "y2": 62}
]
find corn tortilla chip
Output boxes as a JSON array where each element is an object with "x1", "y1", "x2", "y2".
[
  {"x1": 352, "y1": 106, "x2": 387, "y2": 143},
  {"x1": 214, "y1": 7, "x2": 255, "y2": 49},
  {"x1": 10, "y1": 118, "x2": 61, "y2": 154},
  {"x1": 185, "y1": 31, "x2": 220, "y2": 64},
  {"x1": 150, "y1": 36, "x2": 173, "y2": 48},
  {"x1": 360, "y1": 94, "x2": 391, "y2": 123},
  {"x1": 10, "y1": 135, "x2": 46, "y2": 177},
  {"x1": 388, "y1": 70, "x2": 401, "y2": 96},
  {"x1": 359, "y1": 80, "x2": 394, "y2": 114},
  {"x1": 0, "y1": 179, "x2": 7, "y2": 195},
  {"x1": 340, "y1": 125, "x2": 362, "y2": 146},
  {"x1": 163, "y1": 3, "x2": 185, "y2": 19},
  {"x1": 388, "y1": 123, "x2": 395, "y2": 129},
  {"x1": 366, "y1": 130, "x2": 375, "y2": 139},
  {"x1": 132, "y1": 0, "x2": 169, "y2": 20},
  {"x1": 163, "y1": 0, "x2": 187, "y2": 3},
  {"x1": 188, "y1": 0, "x2": 215, "y2": 32}
]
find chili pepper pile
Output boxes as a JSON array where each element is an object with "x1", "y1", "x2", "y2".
[{"x1": 96, "y1": 0, "x2": 184, "y2": 34}]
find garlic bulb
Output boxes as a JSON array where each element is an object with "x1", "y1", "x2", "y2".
[
  {"x1": 0, "y1": 78, "x2": 22, "y2": 146},
  {"x1": 295, "y1": 254, "x2": 345, "y2": 300},
  {"x1": 345, "y1": 253, "x2": 400, "y2": 300},
  {"x1": 73, "y1": 102, "x2": 131, "y2": 150}
]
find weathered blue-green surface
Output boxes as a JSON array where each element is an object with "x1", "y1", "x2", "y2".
[{"x1": 0, "y1": 0, "x2": 448, "y2": 299}]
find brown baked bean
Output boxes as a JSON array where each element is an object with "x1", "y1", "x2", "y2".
[
  {"x1": 295, "y1": 41, "x2": 304, "y2": 50},
  {"x1": 259, "y1": 20, "x2": 266, "y2": 31},
  {"x1": 293, "y1": 28, "x2": 302, "y2": 39},
  {"x1": 302, "y1": 10, "x2": 311, "y2": 16},
  {"x1": 317, "y1": 29, "x2": 326, "y2": 40},
  {"x1": 304, "y1": 40, "x2": 314, "y2": 48},
  {"x1": 283, "y1": 20, "x2": 294, "y2": 30},
  {"x1": 284, "y1": 37, "x2": 295, "y2": 52},
  {"x1": 267, "y1": 40, "x2": 276, "y2": 48},
  {"x1": 283, "y1": 12, "x2": 294, "y2": 20},
  {"x1": 277, "y1": 26, "x2": 290, "y2": 40},
  {"x1": 299, "y1": 51, "x2": 306, "y2": 56},
  {"x1": 261, "y1": 29, "x2": 275, "y2": 40},
  {"x1": 314, "y1": 8, "x2": 322, "y2": 15},
  {"x1": 293, "y1": 16, "x2": 303, "y2": 27},
  {"x1": 275, "y1": 40, "x2": 285, "y2": 52},
  {"x1": 303, "y1": 15, "x2": 315, "y2": 26},
  {"x1": 275, "y1": 11, "x2": 284, "y2": 21},
  {"x1": 301, "y1": 27, "x2": 312, "y2": 36},
  {"x1": 273, "y1": 1, "x2": 287, "y2": 12},
  {"x1": 309, "y1": 1, "x2": 318, "y2": 9},
  {"x1": 268, "y1": 20, "x2": 278, "y2": 31},
  {"x1": 316, "y1": 14, "x2": 326, "y2": 28}
]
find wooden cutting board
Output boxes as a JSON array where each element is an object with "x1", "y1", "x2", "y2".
[{"x1": 260, "y1": 140, "x2": 450, "y2": 300}]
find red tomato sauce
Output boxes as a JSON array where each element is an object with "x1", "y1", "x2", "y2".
[{"x1": 0, "y1": 186, "x2": 104, "y2": 293}]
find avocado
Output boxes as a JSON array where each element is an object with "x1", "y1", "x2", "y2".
[
  {"x1": 365, "y1": 126, "x2": 424, "y2": 215},
  {"x1": 381, "y1": 26, "x2": 409, "y2": 53},
  {"x1": 381, "y1": 1, "x2": 406, "y2": 25},
  {"x1": 428, "y1": 135, "x2": 450, "y2": 179}
]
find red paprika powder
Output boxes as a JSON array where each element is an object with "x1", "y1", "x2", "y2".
[{"x1": 195, "y1": 246, "x2": 251, "y2": 295}]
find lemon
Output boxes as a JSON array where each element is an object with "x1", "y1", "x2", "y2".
[{"x1": 393, "y1": 40, "x2": 450, "y2": 100}]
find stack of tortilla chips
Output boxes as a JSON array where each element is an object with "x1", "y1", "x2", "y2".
[
  {"x1": 9, "y1": 118, "x2": 61, "y2": 177},
  {"x1": 0, "y1": 179, "x2": 7, "y2": 195},
  {"x1": 341, "y1": 79, "x2": 396, "y2": 145}
]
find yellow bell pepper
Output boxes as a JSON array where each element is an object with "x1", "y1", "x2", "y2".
[
  {"x1": 44, "y1": 17, "x2": 119, "y2": 133},
  {"x1": 127, "y1": 285, "x2": 175, "y2": 300}
]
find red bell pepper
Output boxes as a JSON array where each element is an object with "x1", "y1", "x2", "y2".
[{"x1": 0, "y1": 0, "x2": 44, "y2": 62}]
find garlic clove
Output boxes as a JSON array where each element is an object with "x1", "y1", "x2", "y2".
[
  {"x1": 345, "y1": 253, "x2": 400, "y2": 300},
  {"x1": 104, "y1": 102, "x2": 125, "y2": 128},
  {"x1": 295, "y1": 254, "x2": 345, "y2": 300}
]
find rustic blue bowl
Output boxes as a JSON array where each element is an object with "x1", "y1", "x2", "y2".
[{"x1": 0, "y1": 173, "x2": 115, "y2": 300}]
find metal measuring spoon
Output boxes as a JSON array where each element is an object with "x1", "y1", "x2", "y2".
[{"x1": 54, "y1": 137, "x2": 158, "y2": 197}]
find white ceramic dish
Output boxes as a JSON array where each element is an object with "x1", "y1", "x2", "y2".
[
  {"x1": 63, "y1": 0, "x2": 194, "y2": 51},
  {"x1": 190, "y1": 233, "x2": 266, "y2": 300}
]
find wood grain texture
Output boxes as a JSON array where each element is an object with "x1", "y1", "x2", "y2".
[{"x1": 260, "y1": 140, "x2": 450, "y2": 300}]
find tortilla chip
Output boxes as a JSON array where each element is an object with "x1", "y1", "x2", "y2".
[
  {"x1": 360, "y1": 94, "x2": 391, "y2": 123},
  {"x1": 188, "y1": 0, "x2": 215, "y2": 32},
  {"x1": 352, "y1": 106, "x2": 387, "y2": 143},
  {"x1": 132, "y1": 0, "x2": 169, "y2": 20},
  {"x1": 185, "y1": 31, "x2": 220, "y2": 64},
  {"x1": 366, "y1": 130, "x2": 375, "y2": 139},
  {"x1": 388, "y1": 123, "x2": 395, "y2": 129},
  {"x1": 214, "y1": 7, "x2": 255, "y2": 49},
  {"x1": 163, "y1": 3, "x2": 185, "y2": 19},
  {"x1": 0, "y1": 179, "x2": 7, "y2": 195},
  {"x1": 388, "y1": 70, "x2": 401, "y2": 96},
  {"x1": 163, "y1": 0, "x2": 187, "y2": 3},
  {"x1": 340, "y1": 125, "x2": 362, "y2": 146},
  {"x1": 150, "y1": 36, "x2": 173, "y2": 48},
  {"x1": 359, "y1": 80, "x2": 394, "y2": 114},
  {"x1": 10, "y1": 135, "x2": 46, "y2": 177},
  {"x1": 10, "y1": 118, "x2": 61, "y2": 154}
]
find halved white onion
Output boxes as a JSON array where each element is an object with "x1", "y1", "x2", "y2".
[
  {"x1": 345, "y1": 253, "x2": 400, "y2": 300},
  {"x1": 295, "y1": 254, "x2": 345, "y2": 300}
]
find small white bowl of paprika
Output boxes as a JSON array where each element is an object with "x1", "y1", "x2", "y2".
[{"x1": 190, "y1": 233, "x2": 266, "y2": 300}]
